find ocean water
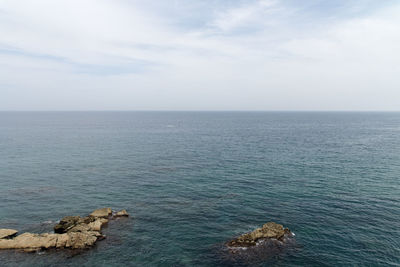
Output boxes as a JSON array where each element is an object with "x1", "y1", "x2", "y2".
[{"x1": 0, "y1": 111, "x2": 399, "y2": 266}]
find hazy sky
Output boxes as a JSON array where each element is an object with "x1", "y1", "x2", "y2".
[{"x1": 0, "y1": 0, "x2": 399, "y2": 111}]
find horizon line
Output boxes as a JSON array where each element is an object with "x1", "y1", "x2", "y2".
[{"x1": 0, "y1": 110, "x2": 399, "y2": 112}]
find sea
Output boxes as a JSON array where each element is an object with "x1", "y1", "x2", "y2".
[{"x1": 0, "y1": 111, "x2": 399, "y2": 266}]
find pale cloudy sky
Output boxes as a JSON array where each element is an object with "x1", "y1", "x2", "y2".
[{"x1": 0, "y1": 0, "x2": 399, "y2": 111}]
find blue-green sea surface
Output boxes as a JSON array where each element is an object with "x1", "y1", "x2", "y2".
[{"x1": 0, "y1": 112, "x2": 399, "y2": 266}]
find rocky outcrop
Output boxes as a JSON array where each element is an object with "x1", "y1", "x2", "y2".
[
  {"x1": 0, "y1": 208, "x2": 129, "y2": 251},
  {"x1": 115, "y1": 209, "x2": 129, "y2": 217},
  {"x1": 53, "y1": 215, "x2": 108, "y2": 234},
  {"x1": 0, "y1": 232, "x2": 101, "y2": 250},
  {"x1": 227, "y1": 222, "x2": 290, "y2": 247},
  {"x1": 0, "y1": 229, "x2": 18, "y2": 239},
  {"x1": 90, "y1": 208, "x2": 112, "y2": 218},
  {"x1": 54, "y1": 216, "x2": 85, "y2": 234}
]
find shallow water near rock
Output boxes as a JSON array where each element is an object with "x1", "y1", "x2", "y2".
[{"x1": 0, "y1": 111, "x2": 400, "y2": 266}]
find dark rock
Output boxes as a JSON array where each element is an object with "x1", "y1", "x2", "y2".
[
  {"x1": 54, "y1": 216, "x2": 82, "y2": 234},
  {"x1": 227, "y1": 222, "x2": 290, "y2": 247}
]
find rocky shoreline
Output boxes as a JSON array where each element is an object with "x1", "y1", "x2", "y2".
[{"x1": 0, "y1": 208, "x2": 128, "y2": 251}]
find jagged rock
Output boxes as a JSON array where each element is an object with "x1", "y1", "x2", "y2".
[
  {"x1": 82, "y1": 216, "x2": 96, "y2": 224},
  {"x1": 227, "y1": 222, "x2": 290, "y2": 247},
  {"x1": 54, "y1": 215, "x2": 108, "y2": 234},
  {"x1": 90, "y1": 208, "x2": 112, "y2": 218},
  {"x1": 87, "y1": 218, "x2": 108, "y2": 231},
  {"x1": 115, "y1": 209, "x2": 129, "y2": 217},
  {"x1": 0, "y1": 229, "x2": 18, "y2": 239},
  {"x1": 54, "y1": 216, "x2": 82, "y2": 234},
  {"x1": 67, "y1": 223, "x2": 91, "y2": 233},
  {"x1": 64, "y1": 232, "x2": 99, "y2": 249},
  {"x1": 55, "y1": 233, "x2": 69, "y2": 248},
  {"x1": 0, "y1": 208, "x2": 127, "y2": 251}
]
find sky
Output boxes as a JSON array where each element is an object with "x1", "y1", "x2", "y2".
[{"x1": 0, "y1": 0, "x2": 399, "y2": 111}]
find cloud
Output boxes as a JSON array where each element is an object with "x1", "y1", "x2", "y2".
[
  {"x1": 207, "y1": 0, "x2": 278, "y2": 33},
  {"x1": 0, "y1": 0, "x2": 399, "y2": 110}
]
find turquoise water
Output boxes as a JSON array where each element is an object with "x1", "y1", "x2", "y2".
[{"x1": 0, "y1": 111, "x2": 399, "y2": 266}]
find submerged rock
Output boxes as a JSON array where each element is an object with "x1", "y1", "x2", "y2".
[
  {"x1": 0, "y1": 229, "x2": 18, "y2": 239},
  {"x1": 227, "y1": 222, "x2": 290, "y2": 247},
  {"x1": 0, "y1": 208, "x2": 127, "y2": 251}
]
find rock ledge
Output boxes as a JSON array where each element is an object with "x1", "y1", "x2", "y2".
[
  {"x1": 0, "y1": 208, "x2": 129, "y2": 251},
  {"x1": 0, "y1": 229, "x2": 18, "y2": 239}
]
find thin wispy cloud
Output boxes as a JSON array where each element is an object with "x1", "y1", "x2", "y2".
[{"x1": 0, "y1": 0, "x2": 399, "y2": 110}]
